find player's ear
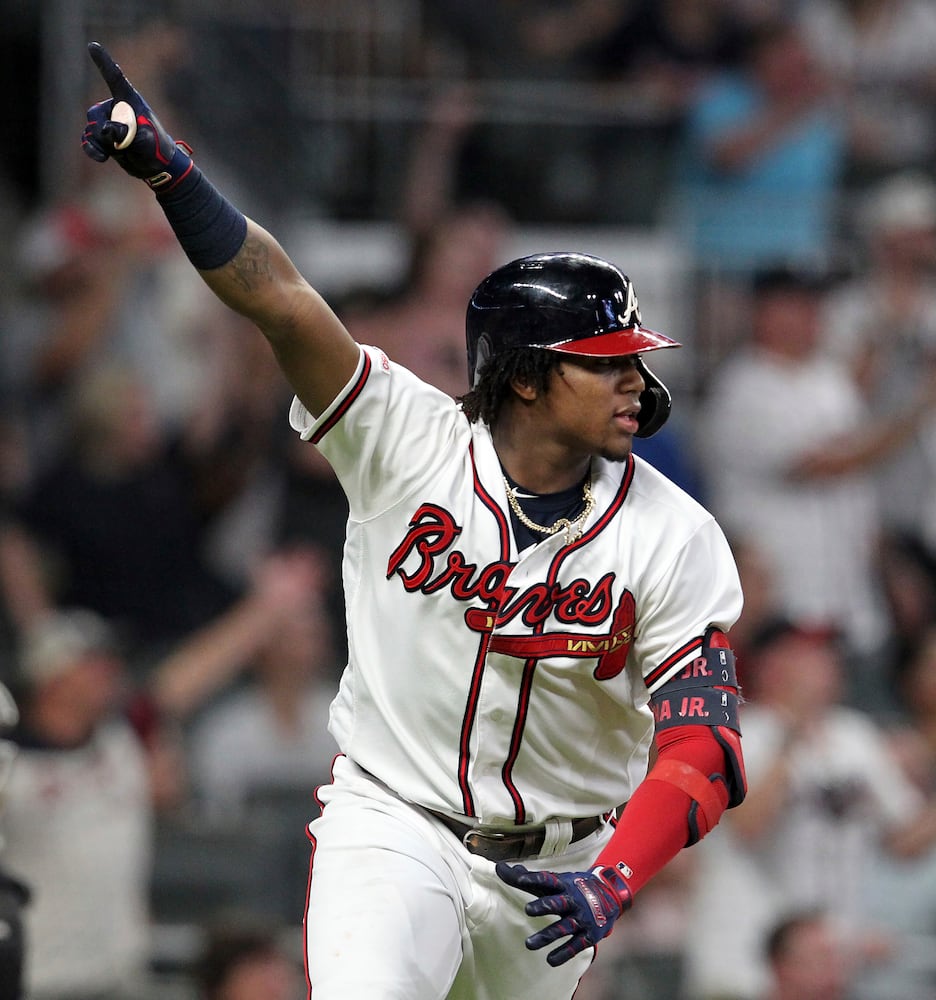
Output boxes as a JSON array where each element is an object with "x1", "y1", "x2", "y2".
[{"x1": 508, "y1": 374, "x2": 539, "y2": 402}]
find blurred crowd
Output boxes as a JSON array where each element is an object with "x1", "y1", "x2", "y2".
[{"x1": 2, "y1": 1, "x2": 936, "y2": 998}]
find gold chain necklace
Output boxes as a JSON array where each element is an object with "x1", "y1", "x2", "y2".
[{"x1": 503, "y1": 473, "x2": 595, "y2": 544}]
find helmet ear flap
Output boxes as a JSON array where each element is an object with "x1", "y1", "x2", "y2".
[
  {"x1": 634, "y1": 359, "x2": 672, "y2": 438},
  {"x1": 469, "y1": 332, "x2": 494, "y2": 388}
]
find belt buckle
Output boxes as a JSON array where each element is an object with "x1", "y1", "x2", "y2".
[{"x1": 462, "y1": 828, "x2": 511, "y2": 856}]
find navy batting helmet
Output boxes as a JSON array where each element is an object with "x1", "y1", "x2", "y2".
[{"x1": 465, "y1": 252, "x2": 680, "y2": 437}]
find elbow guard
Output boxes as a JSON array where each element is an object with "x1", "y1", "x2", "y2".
[{"x1": 648, "y1": 628, "x2": 747, "y2": 845}]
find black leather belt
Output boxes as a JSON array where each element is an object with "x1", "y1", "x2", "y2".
[{"x1": 429, "y1": 811, "x2": 604, "y2": 862}]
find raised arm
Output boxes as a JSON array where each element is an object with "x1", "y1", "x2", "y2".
[
  {"x1": 202, "y1": 217, "x2": 360, "y2": 416},
  {"x1": 81, "y1": 41, "x2": 359, "y2": 417}
]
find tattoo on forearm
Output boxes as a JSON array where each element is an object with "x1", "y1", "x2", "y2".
[{"x1": 229, "y1": 237, "x2": 273, "y2": 292}]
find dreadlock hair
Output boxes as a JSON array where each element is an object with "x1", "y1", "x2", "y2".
[{"x1": 457, "y1": 346, "x2": 563, "y2": 427}]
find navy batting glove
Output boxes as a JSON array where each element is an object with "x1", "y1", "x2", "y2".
[
  {"x1": 496, "y1": 861, "x2": 633, "y2": 967},
  {"x1": 82, "y1": 41, "x2": 193, "y2": 191}
]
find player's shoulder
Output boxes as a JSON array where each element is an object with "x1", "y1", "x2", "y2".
[
  {"x1": 626, "y1": 454, "x2": 715, "y2": 528},
  {"x1": 291, "y1": 342, "x2": 468, "y2": 442},
  {"x1": 362, "y1": 344, "x2": 471, "y2": 414}
]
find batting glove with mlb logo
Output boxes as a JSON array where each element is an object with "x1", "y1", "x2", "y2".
[{"x1": 496, "y1": 861, "x2": 633, "y2": 966}]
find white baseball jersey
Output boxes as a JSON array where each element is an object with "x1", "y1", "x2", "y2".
[{"x1": 290, "y1": 345, "x2": 743, "y2": 827}]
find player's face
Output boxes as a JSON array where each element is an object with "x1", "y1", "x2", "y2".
[{"x1": 540, "y1": 354, "x2": 646, "y2": 462}]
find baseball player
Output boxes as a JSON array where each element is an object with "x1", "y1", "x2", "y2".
[{"x1": 81, "y1": 42, "x2": 747, "y2": 1000}]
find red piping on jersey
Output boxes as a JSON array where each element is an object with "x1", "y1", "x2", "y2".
[
  {"x1": 471, "y1": 441, "x2": 513, "y2": 555},
  {"x1": 644, "y1": 637, "x2": 703, "y2": 691},
  {"x1": 309, "y1": 349, "x2": 373, "y2": 444},
  {"x1": 456, "y1": 443, "x2": 513, "y2": 816},
  {"x1": 500, "y1": 455, "x2": 636, "y2": 823},
  {"x1": 561, "y1": 454, "x2": 636, "y2": 554},
  {"x1": 501, "y1": 657, "x2": 538, "y2": 821}
]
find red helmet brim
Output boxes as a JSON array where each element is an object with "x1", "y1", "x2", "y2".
[{"x1": 549, "y1": 325, "x2": 681, "y2": 357}]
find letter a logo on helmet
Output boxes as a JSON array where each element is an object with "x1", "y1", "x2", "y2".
[{"x1": 465, "y1": 251, "x2": 681, "y2": 437}]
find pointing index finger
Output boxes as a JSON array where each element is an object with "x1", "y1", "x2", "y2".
[{"x1": 87, "y1": 41, "x2": 134, "y2": 102}]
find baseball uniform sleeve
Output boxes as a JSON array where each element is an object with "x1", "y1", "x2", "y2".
[
  {"x1": 288, "y1": 344, "x2": 470, "y2": 521},
  {"x1": 633, "y1": 516, "x2": 743, "y2": 694}
]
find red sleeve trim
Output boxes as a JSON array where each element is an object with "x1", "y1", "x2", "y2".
[{"x1": 309, "y1": 349, "x2": 372, "y2": 444}]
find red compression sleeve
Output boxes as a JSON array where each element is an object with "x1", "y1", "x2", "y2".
[{"x1": 594, "y1": 725, "x2": 730, "y2": 895}]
